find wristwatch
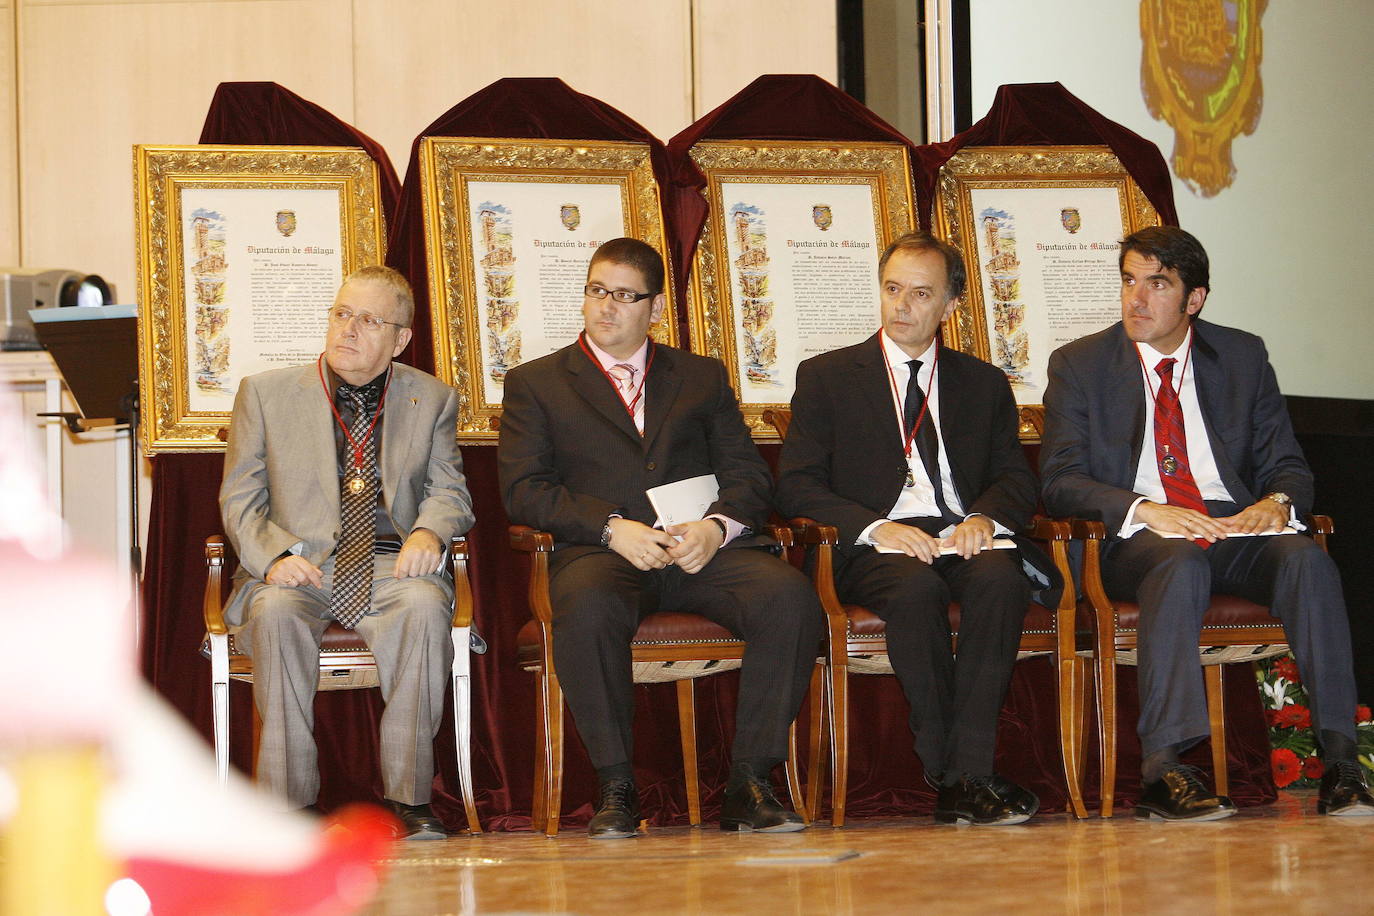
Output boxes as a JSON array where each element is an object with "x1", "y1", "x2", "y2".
[
  {"x1": 1263, "y1": 492, "x2": 1292, "y2": 507},
  {"x1": 600, "y1": 521, "x2": 614, "y2": 548}
]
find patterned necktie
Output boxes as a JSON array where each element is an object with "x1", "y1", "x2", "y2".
[
  {"x1": 1154, "y1": 358, "x2": 1210, "y2": 547},
  {"x1": 904, "y1": 359, "x2": 958, "y2": 522},
  {"x1": 329, "y1": 385, "x2": 379, "y2": 628},
  {"x1": 607, "y1": 362, "x2": 643, "y2": 433}
]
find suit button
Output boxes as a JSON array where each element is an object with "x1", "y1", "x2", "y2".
[{"x1": 646, "y1": 461, "x2": 657, "y2": 471}]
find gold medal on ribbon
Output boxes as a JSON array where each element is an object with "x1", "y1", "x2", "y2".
[
  {"x1": 1161, "y1": 455, "x2": 1179, "y2": 476},
  {"x1": 346, "y1": 472, "x2": 367, "y2": 495},
  {"x1": 904, "y1": 469, "x2": 916, "y2": 488}
]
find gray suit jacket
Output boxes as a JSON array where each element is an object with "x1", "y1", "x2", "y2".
[
  {"x1": 219, "y1": 361, "x2": 474, "y2": 624},
  {"x1": 1040, "y1": 318, "x2": 1314, "y2": 535}
]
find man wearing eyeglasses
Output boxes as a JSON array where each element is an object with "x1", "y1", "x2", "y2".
[
  {"x1": 220, "y1": 266, "x2": 474, "y2": 838},
  {"x1": 499, "y1": 238, "x2": 822, "y2": 838}
]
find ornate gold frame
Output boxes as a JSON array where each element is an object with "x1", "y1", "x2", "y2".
[
  {"x1": 933, "y1": 145, "x2": 1160, "y2": 441},
  {"x1": 134, "y1": 145, "x2": 385, "y2": 453},
  {"x1": 418, "y1": 137, "x2": 676, "y2": 442},
  {"x1": 688, "y1": 140, "x2": 915, "y2": 440}
]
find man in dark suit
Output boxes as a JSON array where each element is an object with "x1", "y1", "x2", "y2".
[
  {"x1": 498, "y1": 238, "x2": 822, "y2": 838},
  {"x1": 221, "y1": 266, "x2": 474, "y2": 838},
  {"x1": 776, "y1": 231, "x2": 1057, "y2": 826},
  {"x1": 1041, "y1": 226, "x2": 1372, "y2": 819}
]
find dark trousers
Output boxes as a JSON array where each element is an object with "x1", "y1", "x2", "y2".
[
  {"x1": 1102, "y1": 526, "x2": 1356, "y2": 757},
  {"x1": 548, "y1": 546, "x2": 823, "y2": 770},
  {"x1": 835, "y1": 545, "x2": 1030, "y2": 778}
]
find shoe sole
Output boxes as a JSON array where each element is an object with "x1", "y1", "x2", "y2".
[
  {"x1": 1134, "y1": 805, "x2": 1237, "y2": 822},
  {"x1": 1318, "y1": 804, "x2": 1374, "y2": 816},
  {"x1": 719, "y1": 820, "x2": 807, "y2": 833},
  {"x1": 404, "y1": 828, "x2": 450, "y2": 841},
  {"x1": 934, "y1": 812, "x2": 1031, "y2": 826},
  {"x1": 589, "y1": 829, "x2": 639, "y2": 839}
]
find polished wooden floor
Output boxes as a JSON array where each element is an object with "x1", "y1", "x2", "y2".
[{"x1": 365, "y1": 790, "x2": 1372, "y2": 915}]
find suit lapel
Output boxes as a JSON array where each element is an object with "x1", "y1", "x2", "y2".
[
  {"x1": 854, "y1": 336, "x2": 906, "y2": 461},
  {"x1": 379, "y1": 364, "x2": 418, "y2": 511},
  {"x1": 1105, "y1": 326, "x2": 1148, "y2": 475},
  {"x1": 935, "y1": 352, "x2": 971, "y2": 507},
  {"x1": 641, "y1": 344, "x2": 681, "y2": 452},
  {"x1": 1188, "y1": 322, "x2": 1240, "y2": 489},
  {"x1": 566, "y1": 344, "x2": 643, "y2": 446},
  {"x1": 297, "y1": 364, "x2": 341, "y2": 519}
]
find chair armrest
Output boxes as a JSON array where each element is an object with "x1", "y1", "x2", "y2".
[
  {"x1": 204, "y1": 535, "x2": 229, "y2": 636},
  {"x1": 1070, "y1": 519, "x2": 1108, "y2": 540},
  {"x1": 1308, "y1": 514, "x2": 1333, "y2": 553},
  {"x1": 1028, "y1": 517, "x2": 1072, "y2": 542},
  {"x1": 509, "y1": 524, "x2": 554, "y2": 553},
  {"x1": 788, "y1": 517, "x2": 839, "y2": 547},
  {"x1": 449, "y1": 536, "x2": 474, "y2": 628},
  {"x1": 765, "y1": 524, "x2": 794, "y2": 549}
]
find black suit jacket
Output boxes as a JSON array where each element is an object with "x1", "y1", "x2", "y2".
[
  {"x1": 775, "y1": 335, "x2": 1059, "y2": 600},
  {"x1": 1040, "y1": 319, "x2": 1315, "y2": 534},
  {"x1": 499, "y1": 340, "x2": 776, "y2": 557}
]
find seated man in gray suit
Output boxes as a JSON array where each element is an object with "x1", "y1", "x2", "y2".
[
  {"x1": 1041, "y1": 226, "x2": 1372, "y2": 820},
  {"x1": 220, "y1": 266, "x2": 474, "y2": 839},
  {"x1": 499, "y1": 238, "x2": 822, "y2": 838}
]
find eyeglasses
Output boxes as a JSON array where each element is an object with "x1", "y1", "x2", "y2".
[
  {"x1": 327, "y1": 306, "x2": 406, "y2": 333},
  {"x1": 584, "y1": 283, "x2": 654, "y2": 304}
]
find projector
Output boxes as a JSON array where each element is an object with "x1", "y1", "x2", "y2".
[{"x1": 1, "y1": 268, "x2": 115, "y2": 350}]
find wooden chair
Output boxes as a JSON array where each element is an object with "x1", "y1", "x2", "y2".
[
  {"x1": 510, "y1": 524, "x2": 821, "y2": 836},
  {"x1": 203, "y1": 534, "x2": 483, "y2": 833},
  {"x1": 762, "y1": 407, "x2": 1091, "y2": 824},
  {"x1": 1074, "y1": 516, "x2": 1333, "y2": 816}
]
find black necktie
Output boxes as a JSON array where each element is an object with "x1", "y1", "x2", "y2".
[
  {"x1": 905, "y1": 359, "x2": 958, "y2": 522},
  {"x1": 330, "y1": 385, "x2": 379, "y2": 628}
]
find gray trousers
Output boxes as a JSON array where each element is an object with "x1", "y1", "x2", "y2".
[
  {"x1": 1102, "y1": 527, "x2": 1356, "y2": 758},
  {"x1": 237, "y1": 553, "x2": 454, "y2": 807}
]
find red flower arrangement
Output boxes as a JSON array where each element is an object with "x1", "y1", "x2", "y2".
[
  {"x1": 1358, "y1": 705, "x2": 1372, "y2": 724},
  {"x1": 1272, "y1": 748, "x2": 1302, "y2": 788},
  {"x1": 1271, "y1": 655, "x2": 1301, "y2": 684},
  {"x1": 1273, "y1": 704, "x2": 1312, "y2": 729},
  {"x1": 1302, "y1": 756, "x2": 1325, "y2": 780}
]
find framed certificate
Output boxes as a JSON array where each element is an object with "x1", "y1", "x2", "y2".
[
  {"x1": 418, "y1": 137, "x2": 676, "y2": 442},
  {"x1": 134, "y1": 145, "x2": 386, "y2": 453},
  {"x1": 687, "y1": 140, "x2": 916, "y2": 440},
  {"x1": 933, "y1": 146, "x2": 1161, "y2": 440}
]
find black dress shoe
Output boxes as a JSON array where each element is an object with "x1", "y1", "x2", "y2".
[
  {"x1": 1135, "y1": 765, "x2": 1236, "y2": 821},
  {"x1": 934, "y1": 774, "x2": 1036, "y2": 826},
  {"x1": 387, "y1": 800, "x2": 449, "y2": 840},
  {"x1": 1317, "y1": 760, "x2": 1374, "y2": 816},
  {"x1": 720, "y1": 776, "x2": 806, "y2": 832},
  {"x1": 588, "y1": 777, "x2": 641, "y2": 839}
]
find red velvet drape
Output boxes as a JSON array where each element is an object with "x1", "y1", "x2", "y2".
[{"x1": 141, "y1": 78, "x2": 1271, "y2": 834}]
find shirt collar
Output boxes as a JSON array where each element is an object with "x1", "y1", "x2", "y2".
[
  {"x1": 1137, "y1": 326, "x2": 1193, "y2": 372},
  {"x1": 879, "y1": 331, "x2": 937, "y2": 373},
  {"x1": 584, "y1": 335, "x2": 650, "y2": 375}
]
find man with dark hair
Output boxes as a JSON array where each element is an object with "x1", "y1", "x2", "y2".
[
  {"x1": 776, "y1": 230, "x2": 1059, "y2": 826},
  {"x1": 499, "y1": 238, "x2": 822, "y2": 838},
  {"x1": 1041, "y1": 226, "x2": 1372, "y2": 819},
  {"x1": 220, "y1": 266, "x2": 474, "y2": 838}
]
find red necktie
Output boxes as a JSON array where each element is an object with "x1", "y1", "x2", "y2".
[{"x1": 1154, "y1": 358, "x2": 1209, "y2": 547}]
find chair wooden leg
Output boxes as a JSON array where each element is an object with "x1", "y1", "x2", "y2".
[
  {"x1": 450, "y1": 626, "x2": 481, "y2": 834},
  {"x1": 806, "y1": 662, "x2": 826, "y2": 824},
  {"x1": 531, "y1": 669, "x2": 548, "y2": 831},
  {"x1": 1096, "y1": 650, "x2": 1117, "y2": 818},
  {"x1": 209, "y1": 633, "x2": 230, "y2": 785},
  {"x1": 829, "y1": 662, "x2": 849, "y2": 828},
  {"x1": 544, "y1": 671, "x2": 566, "y2": 837},
  {"x1": 250, "y1": 702, "x2": 263, "y2": 782},
  {"x1": 1057, "y1": 653, "x2": 1089, "y2": 818},
  {"x1": 676, "y1": 679, "x2": 702, "y2": 827},
  {"x1": 785, "y1": 718, "x2": 808, "y2": 824},
  {"x1": 1205, "y1": 664, "x2": 1228, "y2": 797}
]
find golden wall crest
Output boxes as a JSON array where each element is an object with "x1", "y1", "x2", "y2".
[{"x1": 1140, "y1": 0, "x2": 1266, "y2": 197}]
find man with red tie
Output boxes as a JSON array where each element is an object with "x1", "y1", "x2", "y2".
[{"x1": 1041, "y1": 226, "x2": 1372, "y2": 819}]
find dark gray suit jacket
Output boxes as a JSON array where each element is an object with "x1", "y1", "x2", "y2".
[
  {"x1": 1040, "y1": 318, "x2": 1314, "y2": 534},
  {"x1": 498, "y1": 340, "x2": 775, "y2": 558}
]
